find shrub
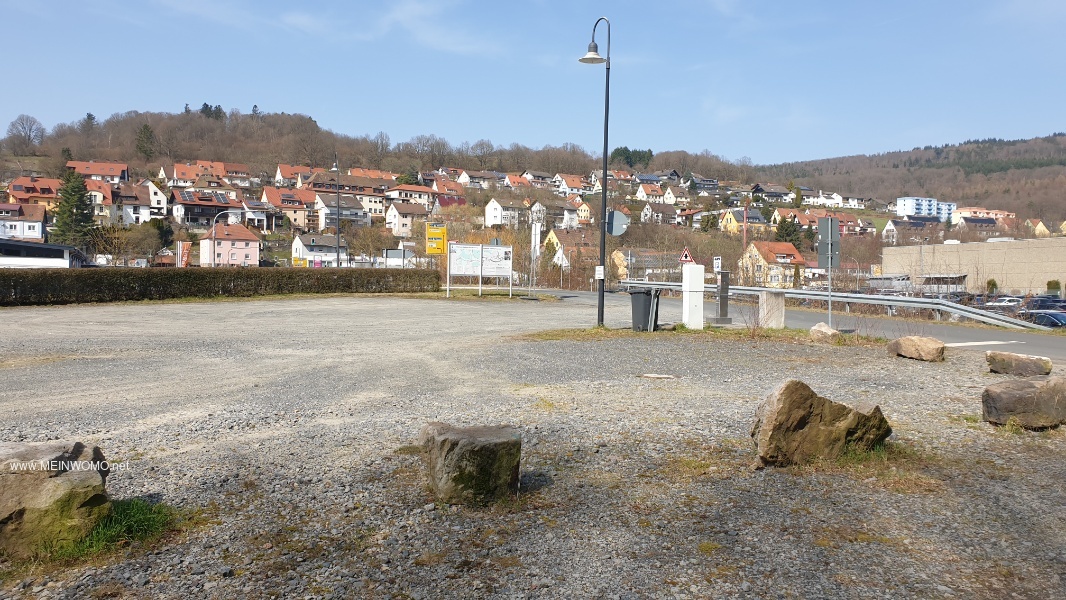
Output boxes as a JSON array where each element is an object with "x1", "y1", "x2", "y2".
[
  {"x1": 986, "y1": 278, "x2": 998, "y2": 294},
  {"x1": 0, "y1": 267, "x2": 440, "y2": 306},
  {"x1": 1048, "y1": 280, "x2": 1061, "y2": 295}
]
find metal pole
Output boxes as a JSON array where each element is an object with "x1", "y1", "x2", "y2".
[
  {"x1": 828, "y1": 237, "x2": 833, "y2": 329},
  {"x1": 592, "y1": 18, "x2": 610, "y2": 327},
  {"x1": 335, "y1": 153, "x2": 341, "y2": 268}
]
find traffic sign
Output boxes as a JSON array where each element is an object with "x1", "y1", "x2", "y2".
[
  {"x1": 679, "y1": 247, "x2": 694, "y2": 263},
  {"x1": 606, "y1": 210, "x2": 630, "y2": 236},
  {"x1": 713, "y1": 256, "x2": 722, "y2": 272},
  {"x1": 426, "y1": 223, "x2": 447, "y2": 255}
]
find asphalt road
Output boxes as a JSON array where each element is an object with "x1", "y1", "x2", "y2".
[{"x1": 544, "y1": 288, "x2": 1066, "y2": 362}]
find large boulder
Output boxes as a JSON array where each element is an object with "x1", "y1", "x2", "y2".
[
  {"x1": 986, "y1": 351, "x2": 1053, "y2": 377},
  {"x1": 418, "y1": 423, "x2": 521, "y2": 505},
  {"x1": 810, "y1": 322, "x2": 841, "y2": 343},
  {"x1": 0, "y1": 441, "x2": 111, "y2": 559},
  {"x1": 887, "y1": 336, "x2": 945, "y2": 362},
  {"x1": 751, "y1": 380, "x2": 892, "y2": 467},
  {"x1": 982, "y1": 376, "x2": 1066, "y2": 429}
]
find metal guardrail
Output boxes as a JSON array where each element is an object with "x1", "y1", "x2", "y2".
[{"x1": 619, "y1": 280, "x2": 1050, "y2": 331}]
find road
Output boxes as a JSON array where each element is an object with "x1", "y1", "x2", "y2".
[{"x1": 542, "y1": 288, "x2": 1066, "y2": 362}]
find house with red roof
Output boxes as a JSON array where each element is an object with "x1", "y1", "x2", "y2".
[
  {"x1": 275, "y1": 164, "x2": 326, "y2": 187},
  {"x1": 199, "y1": 222, "x2": 260, "y2": 267},
  {"x1": 737, "y1": 241, "x2": 808, "y2": 288},
  {"x1": 636, "y1": 183, "x2": 665, "y2": 204},
  {"x1": 262, "y1": 187, "x2": 318, "y2": 230},
  {"x1": 67, "y1": 161, "x2": 129, "y2": 184},
  {"x1": 6, "y1": 176, "x2": 61, "y2": 209}
]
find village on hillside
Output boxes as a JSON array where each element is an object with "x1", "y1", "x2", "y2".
[{"x1": 2, "y1": 158, "x2": 1064, "y2": 296}]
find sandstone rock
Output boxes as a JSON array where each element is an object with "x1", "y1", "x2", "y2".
[
  {"x1": 418, "y1": 423, "x2": 521, "y2": 505},
  {"x1": 0, "y1": 441, "x2": 111, "y2": 558},
  {"x1": 751, "y1": 380, "x2": 892, "y2": 467},
  {"x1": 982, "y1": 376, "x2": 1066, "y2": 429},
  {"x1": 986, "y1": 351, "x2": 1053, "y2": 377},
  {"x1": 887, "y1": 336, "x2": 945, "y2": 362},
  {"x1": 809, "y1": 322, "x2": 841, "y2": 343}
]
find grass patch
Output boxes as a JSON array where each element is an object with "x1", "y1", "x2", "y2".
[
  {"x1": 516, "y1": 325, "x2": 885, "y2": 347},
  {"x1": 697, "y1": 541, "x2": 722, "y2": 555},
  {"x1": 393, "y1": 445, "x2": 423, "y2": 455},
  {"x1": 797, "y1": 441, "x2": 944, "y2": 494},
  {"x1": 1003, "y1": 417, "x2": 1025, "y2": 435},
  {"x1": 47, "y1": 498, "x2": 175, "y2": 560}
]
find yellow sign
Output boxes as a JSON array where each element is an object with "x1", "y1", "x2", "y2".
[{"x1": 426, "y1": 223, "x2": 447, "y2": 255}]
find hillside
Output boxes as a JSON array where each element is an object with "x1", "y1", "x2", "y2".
[
  {"x1": 3, "y1": 108, "x2": 1065, "y2": 224},
  {"x1": 757, "y1": 134, "x2": 1066, "y2": 224}
]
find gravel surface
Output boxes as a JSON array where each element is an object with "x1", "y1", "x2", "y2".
[{"x1": 1, "y1": 295, "x2": 1065, "y2": 599}]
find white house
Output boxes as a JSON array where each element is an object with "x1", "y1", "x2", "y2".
[
  {"x1": 802, "y1": 191, "x2": 844, "y2": 208},
  {"x1": 641, "y1": 203, "x2": 678, "y2": 225},
  {"x1": 291, "y1": 233, "x2": 348, "y2": 268},
  {"x1": 636, "y1": 183, "x2": 665, "y2": 204},
  {"x1": 315, "y1": 195, "x2": 370, "y2": 231},
  {"x1": 385, "y1": 184, "x2": 435, "y2": 210},
  {"x1": 67, "y1": 161, "x2": 129, "y2": 184},
  {"x1": 485, "y1": 197, "x2": 527, "y2": 228},
  {"x1": 386, "y1": 202, "x2": 428, "y2": 237},
  {"x1": 159, "y1": 163, "x2": 201, "y2": 188},
  {"x1": 663, "y1": 186, "x2": 689, "y2": 207},
  {"x1": 0, "y1": 204, "x2": 46, "y2": 241},
  {"x1": 456, "y1": 170, "x2": 497, "y2": 189}
]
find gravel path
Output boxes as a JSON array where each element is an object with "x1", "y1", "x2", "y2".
[{"x1": 1, "y1": 295, "x2": 1064, "y2": 599}]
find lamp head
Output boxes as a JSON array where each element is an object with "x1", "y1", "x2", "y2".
[{"x1": 579, "y1": 41, "x2": 606, "y2": 64}]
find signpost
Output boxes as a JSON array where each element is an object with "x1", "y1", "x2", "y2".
[
  {"x1": 713, "y1": 256, "x2": 722, "y2": 273},
  {"x1": 818, "y1": 217, "x2": 841, "y2": 328},
  {"x1": 426, "y1": 223, "x2": 447, "y2": 255}
]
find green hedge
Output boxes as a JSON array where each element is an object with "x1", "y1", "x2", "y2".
[{"x1": 0, "y1": 268, "x2": 440, "y2": 306}]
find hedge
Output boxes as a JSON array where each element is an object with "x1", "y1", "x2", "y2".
[{"x1": 0, "y1": 268, "x2": 440, "y2": 306}]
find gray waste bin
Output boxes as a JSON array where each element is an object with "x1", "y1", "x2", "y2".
[{"x1": 629, "y1": 289, "x2": 660, "y2": 331}]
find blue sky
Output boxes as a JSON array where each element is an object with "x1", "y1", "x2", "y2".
[{"x1": 2, "y1": 0, "x2": 1064, "y2": 165}]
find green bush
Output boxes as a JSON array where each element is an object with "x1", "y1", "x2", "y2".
[
  {"x1": 0, "y1": 267, "x2": 440, "y2": 306},
  {"x1": 986, "y1": 278, "x2": 998, "y2": 294},
  {"x1": 1048, "y1": 280, "x2": 1062, "y2": 294}
]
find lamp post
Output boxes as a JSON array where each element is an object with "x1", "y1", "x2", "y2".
[
  {"x1": 210, "y1": 209, "x2": 246, "y2": 267},
  {"x1": 332, "y1": 155, "x2": 342, "y2": 268},
  {"x1": 580, "y1": 16, "x2": 610, "y2": 327}
]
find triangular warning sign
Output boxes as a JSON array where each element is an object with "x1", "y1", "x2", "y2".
[{"x1": 678, "y1": 247, "x2": 693, "y2": 263}]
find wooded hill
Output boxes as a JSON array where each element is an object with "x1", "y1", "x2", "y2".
[
  {"x1": 3, "y1": 106, "x2": 1064, "y2": 224},
  {"x1": 756, "y1": 134, "x2": 1066, "y2": 224}
]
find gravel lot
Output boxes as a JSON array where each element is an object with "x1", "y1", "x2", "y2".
[{"x1": 1, "y1": 295, "x2": 1065, "y2": 599}]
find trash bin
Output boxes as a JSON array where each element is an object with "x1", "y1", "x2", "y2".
[{"x1": 629, "y1": 288, "x2": 660, "y2": 331}]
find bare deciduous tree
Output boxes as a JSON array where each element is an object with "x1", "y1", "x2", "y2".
[{"x1": 6, "y1": 114, "x2": 46, "y2": 155}]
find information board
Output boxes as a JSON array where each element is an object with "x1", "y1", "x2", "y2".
[{"x1": 448, "y1": 243, "x2": 513, "y2": 277}]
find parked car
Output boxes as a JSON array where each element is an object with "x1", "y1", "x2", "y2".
[{"x1": 1022, "y1": 310, "x2": 1066, "y2": 328}]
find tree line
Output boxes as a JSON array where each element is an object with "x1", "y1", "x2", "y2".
[{"x1": 2, "y1": 107, "x2": 755, "y2": 186}]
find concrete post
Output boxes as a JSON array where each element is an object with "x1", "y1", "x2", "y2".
[
  {"x1": 681, "y1": 263, "x2": 705, "y2": 330},
  {"x1": 758, "y1": 290, "x2": 786, "y2": 329},
  {"x1": 711, "y1": 271, "x2": 733, "y2": 325}
]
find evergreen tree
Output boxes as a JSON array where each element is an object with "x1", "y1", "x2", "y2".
[
  {"x1": 52, "y1": 170, "x2": 94, "y2": 248},
  {"x1": 775, "y1": 218, "x2": 801, "y2": 245},
  {"x1": 136, "y1": 124, "x2": 155, "y2": 162}
]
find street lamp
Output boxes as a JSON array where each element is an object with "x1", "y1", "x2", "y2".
[
  {"x1": 210, "y1": 209, "x2": 246, "y2": 267},
  {"x1": 579, "y1": 16, "x2": 610, "y2": 327},
  {"x1": 331, "y1": 155, "x2": 342, "y2": 268}
]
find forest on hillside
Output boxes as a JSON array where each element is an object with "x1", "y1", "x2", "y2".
[
  {"x1": 4, "y1": 106, "x2": 1065, "y2": 224},
  {"x1": 756, "y1": 134, "x2": 1066, "y2": 224},
  {"x1": 0, "y1": 106, "x2": 754, "y2": 185}
]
